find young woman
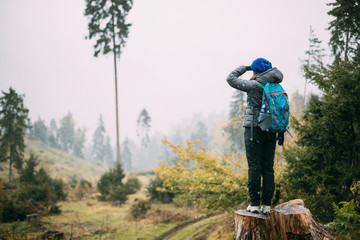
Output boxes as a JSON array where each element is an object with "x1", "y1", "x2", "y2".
[{"x1": 226, "y1": 58, "x2": 284, "y2": 214}]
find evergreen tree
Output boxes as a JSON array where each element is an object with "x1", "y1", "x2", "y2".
[
  {"x1": 120, "y1": 137, "x2": 132, "y2": 171},
  {"x1": 223, "y1": 90, "x2": 246, "y2": 154},
  {"x1": 136, "y1": 108, "x2": 151, "y2": 148},
  {"x1": 290, "y1": 90, "x2": 306, "y2": 119},
  {"x1": 0, "y1": 88, "x2": 29, "y2": 182},
  {"x1": 327, "y1": 0, "x2": 360, "y2": 61},
  {"x1": 190, "y1": 121, "x2": 211, "y2": 147},
  {"x1": 104, "y1": 135, "x2": 114, "y2": 165},
  {"x1": 171, "y1": 130, "x2": 183, "y2": 146},
  {"x1": 48, "y1": 119, "x2": 59, "y2": 148},
  {"x1": 92, "y1": 114, "x2": 106, "y2": 163},
  {"x1": 73, "y1": 127, "x2": 86, "y2": 158},
  {"x1": 303, "y1": 26, "x2": 326, "y2": 104},
  {"x1": 97, "y1": 162, "x2": 127, "y2": 202},
  {"x1": 84, "y1": 0, "x2": 134, "y2": 164},
  {"x1": 284, "y1": 1, "x2": 360, "y2": 222},
  {"x1": 33, "y1": 117, "x2": 48, "y2": 143},
  {"x1": 58, "y1": 112, "x2": 75, "y2": 152},
  {"x1": 27, "y1": 119, "x2": 34, "y2": 139}
]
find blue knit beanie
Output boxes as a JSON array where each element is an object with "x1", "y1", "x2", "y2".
[{"x1": 251, "y1": 58, "x2": 272, "y2": 74}]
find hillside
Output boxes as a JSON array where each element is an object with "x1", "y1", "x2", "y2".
[{"x1": 0, "y1": 138, "x2": 108, "y2": 183}]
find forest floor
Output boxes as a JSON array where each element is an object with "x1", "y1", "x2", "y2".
[{"x1": 0, "y1": 175, "x2": 234, "y2": 240}]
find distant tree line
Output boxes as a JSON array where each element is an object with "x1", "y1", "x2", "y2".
[
  {"x1": 27, "y1": 113, "x2": 114, "y2": 165},
  {"x1": 28, "y1": 113, "x2": 86, "y2": 158}
]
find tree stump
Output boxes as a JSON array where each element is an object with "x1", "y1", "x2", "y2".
[
  {"x1": 26, "y1": 213, "x2": 38, "y2": 223},
  {"x1": 234, "y1": 199, "x2": 334, "y2": 240},
  {"x1": 40, "y1": 230, "x2": 65, "y2": 240}
]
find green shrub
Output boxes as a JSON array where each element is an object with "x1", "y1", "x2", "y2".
[
  {"x1": 328, "y1": 181, "x2": 360, "y2": 239},
  {"x1": 146, "y1": 176, "x2": 174, "y2": 203},
  {"x1": 68, "y1": 175, "x2": 78, "y2": 189},
  {"x1": 1, "y1": 154, "x2": 66, "y2": 222},
  {"x1": 124, "y1": 176, "x2": 142, "y2": 194},
  {"x1": 130, "y1": 199, "x2": 151, "y2": 219},
  {"x1": 80, "y1": 179, "x2": 92, "y2": 188},
  {"x1": 1, "y1": 198, "x2": 29, "y2": 222},
  {"x1": 18, "y1": 155, "x2": 66, "y2": 208},
  {"x1": 97, "y1": 163, "x2": 128, "y2": 203},
  {"x1": 74, "y1": 179, "x2": 93, "y2": 201}
]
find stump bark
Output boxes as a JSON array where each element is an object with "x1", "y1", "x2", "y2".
[{"x1": 234, "y1": 199, "x2": 334, "y2": 240}]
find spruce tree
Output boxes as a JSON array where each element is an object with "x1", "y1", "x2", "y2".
[
  {"x1": 92, "y1": 114, "x2": 106, "y2": 163},
  {"x1": 190, "y1": 121, "x2": 211, "y2": 147},
  {"x1": 33, "y1": 117, "x2": 48, "y2": 143},
  {"x1": 48, "y1": 119, "x2": 59, "y2": 148},
  {"x1": 303, "y1": 26, "x2": 326, "y2": 104},
  {"x1": 284, "y1": 1, "x2": 360, "y2": 222},
  {"x1": 327, "y1": 0, "x2": 360, "y2": 61},
  {"x1": 136, "y1": 108, "x2": 151, "y2": 148},
  {"x1": 58, "y1": 112, "x2": 75, "y2": 152},
  {"x1": 120, "y1": 137, "x2": 132, "y2": 171},
  {"x1": 73, "y1": 128, "x2": 86, "y2": 158},
  {"x1": 223, "y1": 90, "x2": 245, "y2": 154},
  {"x1": 103, "y1": 136, "x2": 114, "y2": 165},
  {"x1": 0, "y1": 88, "x2": 29, "y2": 182}
]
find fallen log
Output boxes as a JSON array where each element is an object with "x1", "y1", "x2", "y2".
[
  {"x1": 234, "y1": 199, "x2": 334, "y2": 240},
  {"x1": 40, "y1": 230, "x2": 65, "y2": 240}
]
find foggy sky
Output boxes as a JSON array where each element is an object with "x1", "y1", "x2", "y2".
[{"x1": 0, "y1": 0, "x2": 332, "y2": 144}]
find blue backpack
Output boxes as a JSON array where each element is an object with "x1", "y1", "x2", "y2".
[{"x1": 257, "y1": 82, "x2": 290, "y2": 133}]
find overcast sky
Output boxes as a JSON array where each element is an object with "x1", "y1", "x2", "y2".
[{"x1": 0, "y1": 0, "x2": 332, "y2": 144}]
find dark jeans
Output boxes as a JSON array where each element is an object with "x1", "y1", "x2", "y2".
[{"x1": 244, "y1": 127, "x2": 276, "y2": 206}]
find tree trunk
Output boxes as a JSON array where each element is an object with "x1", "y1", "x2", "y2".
[
  {"x1": 234, "y1": 199, "x2": 334, "y2": 240},
  {"x1": 344, "y1": 29, "x2": 349, "y2": 62},
  {"x1": 8, "y1": 157, "x2": 12, "y2": 182},
  {"x1": 112, "y1": 12, "x2": 121, "y2": 164}
]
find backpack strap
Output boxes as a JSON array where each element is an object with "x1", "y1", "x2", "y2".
[
  {"x1": 248, "y1": 97, "x2": 254, "y2": 142},
  {"x1": 248, "y1": 82, "x2": 264, "y2": 142}
]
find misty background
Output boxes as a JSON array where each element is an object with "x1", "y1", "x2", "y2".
[{"x1": 0, "y1": 0, "x2": 332, "y2": 166}]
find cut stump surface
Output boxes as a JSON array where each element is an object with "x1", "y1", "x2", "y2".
[{"x1": 234, "y1": 199, "x2": 334, "y2": 240}]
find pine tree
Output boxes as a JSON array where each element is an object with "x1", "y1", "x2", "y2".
[
  {"x1": 58, "y1": 112, "x2": 75, "y2": 152},
  {"x1": 48, "y1": 119, "x2": 59, "y2": 148},
  {"x1": 136, "y1": 108, "x2": 151, "y2": 148},
  {"x1": 302, "y1": 26, "x2": 326, "y2": 104},
  {"x1": 289, "y1": 90, "x2": 305, "y2": 119},
  {"x1": 84, "y1": 0, "x2": 133, "y2": 164},
  {"x1": 284, "y1": 1, "x2": 360, "y2": 222},
  {"x1": 103, "y1": 135, "x2": 114, "y2": 165},
  {"x1": 327, "y1": 0, "x2": 360, "y2": 61},
  {"x1": 33, "y1": 117, "x2": 48, "y2": 143},
  {"x1": 97, "y1": 162, "x2": 127, "y2": 202},
  {"x1": 0, "y1": 88, "x2": 29, "y2": 182},
  {"x1": 190, "y1": 121, "x2": 211, "y2": 147},
  {"x1": 73, "y1": 128, "x2": 86, "y2": 158},
  {"x1": 223, "y1": 90, "x2": 246, "y2": 154},
  {"x1": 92, "y1": 114, "x2": 106, "y2": 163},
  {"x1": 120, "y1": 137, "x2": 132, "y2": 171},
  {"x1": 171, "y1": 131, "x2": 183, "y2": 146}
]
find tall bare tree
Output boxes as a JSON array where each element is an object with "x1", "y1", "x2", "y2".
[{"x1": 84, "y1": 0, "x2": 133, "y2": 163}]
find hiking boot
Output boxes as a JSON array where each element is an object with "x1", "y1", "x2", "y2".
[
  {"x1": 246, "y1": 205, "x2": 260, "y2": 213},
  {"x1": 261, "y1": 205, "x2": 271, "y2": 214}
]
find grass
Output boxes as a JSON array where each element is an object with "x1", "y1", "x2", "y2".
[
  {"x1": 1, "y1": 173, "x2": 209, "y2": 240},
  {"x1": 169, "y1": 213, "x2": 232, "y2": 240},
  {"x1": 0, "y1": 139, "x2": 235, "y2": 239},
  {"x1": 0, "y1": 138, "x2": 108, "y2": 183},
  {"x1": 44, "y1": 192, "x2": 200, "y2": 239}
]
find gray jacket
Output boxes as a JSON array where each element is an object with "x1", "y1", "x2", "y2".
[{"x1": 226, "y1": 65, "x2": 283, "y2": 127}]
